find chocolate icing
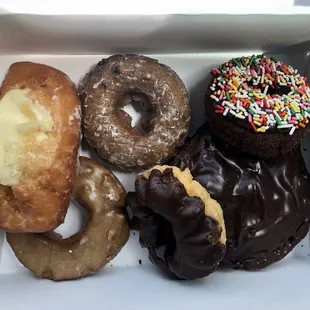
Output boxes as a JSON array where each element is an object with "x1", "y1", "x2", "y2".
[
  {"x1": 127, "y1": 168, "x2": 225, "y2": 280},
  {"x1": 171, "y1": 123, "x2": 310, "y2": 269}
]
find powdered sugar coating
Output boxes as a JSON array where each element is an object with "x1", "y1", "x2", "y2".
[{"x1": 79, "y1": 54, "x2": 191, "y2": 170}]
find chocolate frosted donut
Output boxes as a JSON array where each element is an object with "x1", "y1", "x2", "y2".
[
  {"x1": 127, "y1": 166, "x2": 226, "y2": 280},
  {"x1": 80, "y1": 54, "x2": 190, "y2": 170},
  {"x1": 206, "y1": 55, "x2": 310, "y2": 159},
  {"x1": 171, "y1": 123, "x2": 310, "y2": 269}
]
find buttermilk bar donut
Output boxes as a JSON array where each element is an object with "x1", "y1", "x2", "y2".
[
  {"x1": 206, "y1": 55, "x2": 310, "y2": 159},
  {"x1": 7, "y1": 157, "x2": 129, "y2": 281},
  {"x1": 127, "y1": 165, "x2": 226, "y2": 280},
  {"x1": 79, "y1": 54, "x2": 190, "y2": 170},
  {"x1": 171, "y1": 123, "x2": 310, "y2": 270},
  {"x1": 0, "y1": 62, "x2": 81, "y2": 233}
]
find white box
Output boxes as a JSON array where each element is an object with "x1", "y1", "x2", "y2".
[{"x1": 1, "y1": 6, "x2": 310, "y2": 309}]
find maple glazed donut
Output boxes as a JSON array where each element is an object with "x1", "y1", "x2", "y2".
[
  {"x1": 79, "y1": 54, "x2": 191, "y2": 170},
  {"x1": 206, "y1": 55, "x2": 310, "y2": 159},
  {"x1": 7, "y1": 157, "x2": 129, "y2": 281}
]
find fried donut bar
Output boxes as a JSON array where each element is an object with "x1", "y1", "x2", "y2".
[
  {"x1": 80, "y1": 54, "x2": 190, "y2": 170},
  {"x1": 127, "y1": 166, "x2": 226, "y2": 280},
  {"x1": 0, "y1": 62, "x2": 81, "y2": 233},
  {"x1": 6, "y1": 157, "x2": 129, "y2": 281}
]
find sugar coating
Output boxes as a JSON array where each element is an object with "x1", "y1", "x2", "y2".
[{"x1": 80, "y1": 54, "x2": 191, "y2": 170}]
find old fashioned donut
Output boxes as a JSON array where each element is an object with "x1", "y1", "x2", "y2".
[
  {"x1": 0, "y1": 62, "x2": 81, "y2": 232},
  {"x1": 206, "y1": 55, "x2": 310, "y2": 159},
  {"x1": 171, "y1": 123, "x2": 310, "y2": 269},
  {"x1": 6, "y1": 157, "x2": 129, "y2": 281},
  {"x1": 127, "y1": 165, "x2": 226, "y2": 280},
  {"x1": 80, "y1": 54, "x2": 190, "y2": 170}
]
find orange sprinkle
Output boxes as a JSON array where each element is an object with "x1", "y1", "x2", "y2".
[
  {"x1": 266, "y1": 73, "x2": 275, "y2": 81},
  {"x1": 299, "y1": 123, "x2": 306, "y2": 128},
  {"x1": 296, "y1": 89, "x2": 306, "y2": 96},
  {"x1": 282, "y1": 68, "x2": 290, "y2": 75}
]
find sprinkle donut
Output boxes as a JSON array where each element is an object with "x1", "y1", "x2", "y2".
[
  {"x1": 206, "y1": 55, "x2": 310, "y2": 159},
  {"x1": 80, "y1": 54, "x2": 190, "y2": 170}
]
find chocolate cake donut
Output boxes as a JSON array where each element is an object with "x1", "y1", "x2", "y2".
[
  {"x1": 206, "y1": 55, "x2": 310, "y2": 159},
  {"x1": 80, "y1": 54, "x2": 190, "y2": 170},
  {"x1": 127, "y1": 166, "x2": 226, "y2": 280},
  {"x1": 171, "y1": 123, "x2": 310, "y2": 269}
]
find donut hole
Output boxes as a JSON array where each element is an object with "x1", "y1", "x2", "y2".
[
  {"x1": 53, "y1": 200, "x2": 88, "y2": 239},
  {"x1": 117, "y1": 91, "x2": 154, "y2": 135}
]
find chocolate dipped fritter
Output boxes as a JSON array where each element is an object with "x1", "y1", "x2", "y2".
[{"x1": 127, "y1": 165, "x2": 226, "y2": 280}]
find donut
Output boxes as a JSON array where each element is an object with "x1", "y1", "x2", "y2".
[
  {"x1": 127, "y1": 165, "x2": 226, "y2": 280},
  {"x1": 171, "y1": 123, "x2": 310, "y2": 269},
  {"x1": 206, "y1": 55, "x2": 310, "y2": 159},
  {"x1": 6, "y1": 157, "x2": 129, "y2": 281},
  {"x1": 79, "y1": 54, "x2": 190, "y2": 170},
  {"x1": 0, "y1": 62, "x2": 81, "y2": 233}
]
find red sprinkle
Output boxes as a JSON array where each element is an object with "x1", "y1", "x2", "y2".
[{"x1": 250, "y1": 121, "x2": 257, "y2": 132}]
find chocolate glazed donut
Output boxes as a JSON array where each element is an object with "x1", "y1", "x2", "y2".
[
  {"x1": 79, "y1": 54, "x2": 191, "y2": 170},
  {"x1": 171, "y1": 123, "x2": 310, "y2": 270}
]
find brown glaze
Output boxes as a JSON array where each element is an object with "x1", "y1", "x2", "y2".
[
  {"x1": 79, "y1": 54, "x2": 190, "y2": 170},
  {"x1": 171, "y1": 123, "x2": 310, "y2": 269},
  {"x1": 127, "y1": 167, "x2": 226, "y2": 280},
  {"x1": 6, "y1": 157, "x2": 129, "y2": 281}
]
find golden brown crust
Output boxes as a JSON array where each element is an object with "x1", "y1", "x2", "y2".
[{"x1": 0, "y1": 62, "x2": 81, "y2": 232}]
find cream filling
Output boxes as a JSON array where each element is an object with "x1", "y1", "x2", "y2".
[{"x1": 0, "y1": 89, "x2": 54, "y2": 186}]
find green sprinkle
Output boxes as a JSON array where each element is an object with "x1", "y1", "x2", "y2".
[
  {"x1": 233, "y1": 59, "x2": 241, "y2": 67},
  {"x1": 248, "y1": 108, "x2": 255, "y2": 115},
  {"x1": 240, "y1": 58, "x2": 247, "y2": 67},
  {"x1": 248, "y1": 55, "x2": 255, "y2": 67},
  {"x1": 226, "y1": 92, "x2": 230, "y2": 100},
  {"x1": 291, "y1": 108, "x2": 296, "y2": 115},
  {"x1": 270, "y1": 56, "x2": 278, "y2": 62},
  {"x1": 250, "y1": 98, "x2": 255, "y2": 103},
  {"x1": 301, "y1": 110, "x2": 306, "y2": 118},
  {"x1": 275, "y1": 117, "x2": 282, "y2": 125},
  {"x1": 284, "y1": 98, "x2": 289, "y2": 103}
]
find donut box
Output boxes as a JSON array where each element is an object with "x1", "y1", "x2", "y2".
[{"x1": 1, "y1": 3, "x2": 310, "y2": 309}]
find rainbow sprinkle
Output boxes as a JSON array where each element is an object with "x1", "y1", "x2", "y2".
[{"x1": 209, "y1": 55, "x2": 310, "y2": 135}]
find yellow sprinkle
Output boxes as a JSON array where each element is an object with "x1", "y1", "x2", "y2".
[
  {"x1": 228, "y1": 81, "x2": 237, "y2": 90},
  {"x1": 297, "y1": 80, "x2": 304, "y2": 85},
  {"x1": 284, "y1": 114, "x2": 288, "y2": 121},
  {"x1": 248, "y1": 93, "x2": 253, "y2": 97},
  {"x1": 280, "y1": 76, "x2": 286, "y2": 84},
  {"x1": 291, "y1": 106, "x2": 298, "y2": 113},
  {"x1": 217, "y1": 90, "x2": 221, "y2": 95},
  {"x1": 257, "y1": 127, "x2": 266, "y2": 133},
  {"x1": 239, "y1": 88, "x2": 243, "y2": 93},
  {"x1": 210, "y1": 95, "x2": 217, "y2": 100},
  {"x1": 276, "y1": 103, "x2": 281, "y2": 109},
  {"x1": 274, "y1": 107, "x2": 279, "y2": 112},
  {"x1": 289, "y1": 95, "x2": 295, "y2": 99},
  {"x1": 229, "y1": 90, "x2": 238, "y2": 93},
  {"x1": 253, "y1": 121, "x2": 261, "y2": 126},
  {"x1": 247, "y1": 77, "x2": 252, "y2": 82}
]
